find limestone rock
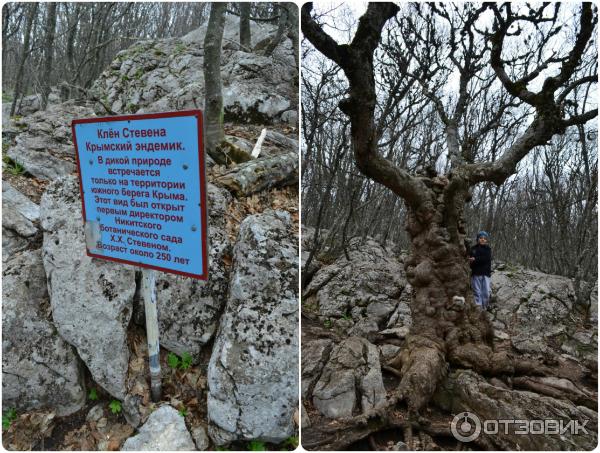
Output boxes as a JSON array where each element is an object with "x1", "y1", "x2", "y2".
[
  {"x1": 5, "y1": 102, "x2": 95, "y2": 180},
  {"x1": 121, "y1": 405, "x2": 195, "y2": 451},
  {"x1": 491, "y1": 268, "x2": 597, "y2": 365},
  {"x1": 312, "y1": 337, "x2": 386, "y2": 419},
  {"x1": 207, "y1": 210, "x2": 298, "y2": 445},
  {"x1": 2, "y1": 182, "x2": 41, "y2": 261},
  {"x1": 14, "y1": 87, "x2": 61, "y2": 116},
  {"x1": 192, "y1": 425, "x2": 210, "y2": 450},
  {"x1": 143, "y1": 184, "x2": 232, "y2": 361},
  {"x1": 40, "y1": 175, "x2": 135, "y2": 399},
  {"x1": 92, "y1": 16, "x2": 296, "y2": 124},
  {"x1": 303, "y1": 238, "x2": 406, "y2": 331},
  {"x1": 2, "y1": 250, "x2": 86, "y2": 416}
]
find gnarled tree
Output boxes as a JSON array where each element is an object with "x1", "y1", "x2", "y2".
[{"x1": 302, "y1": 1, "x2": 597, "y2": 446}]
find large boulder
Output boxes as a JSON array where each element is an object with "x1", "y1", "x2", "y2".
[
  {"x1": 145, "y1": 184, "x2": 232, "y2": 360},
  {"x1": 91, "y1": 16, "x2": 296, "y2": 124},
  {"x1": 40, "y1": 175, "x2": 136, "y2": 399},
  {"x1": 434, "y1": 369, "x2": 597, "y2": 450},
  {"x1": 2, "y1": 182, "x2": 40, "y2": 262},
  {"x1": 207, "y1": 210, "x2": 298, "y2": 445},
  {"x1": 491, "y1": 267, "x2": 597, "y2": 365},
  {"x1": 2, "y1": 250, "x2": 86, "y2": 416},
  {"x1": 303, "y1": 238, "x2": 407, "y2": 335},
  {"x1": 121, "y1": 405, "x2": 195, "y2": 451},
  {"x1": 5, "y1": 101, "x2": 95, "y2": 180},
  {"x1": 312, "y1": 337, "x2": 386, "y2": 419}
]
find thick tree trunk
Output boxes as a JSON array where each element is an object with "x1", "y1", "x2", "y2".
[{"x1": 203, "y1": 3, "x2": 227, "y2": 164}]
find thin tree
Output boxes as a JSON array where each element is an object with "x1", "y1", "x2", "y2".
[
  {"x1": 41, "y1": 2, "x2": 57, "y2": 110},
  {"x1": 10, "y1": 2, "x2": 37, "y2": 116},
  {"x1": 203, "y1": 2, "x2": 227, "y2": 164},
  {"x1": 302, "y1": 1, "x2": 597, "y2": 443},
  {"x1": 239, "y1": 2, "x2": 251, "y2": 50}
]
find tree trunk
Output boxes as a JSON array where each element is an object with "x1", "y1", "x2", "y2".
[
  {"x1": 214, "y1": 151, "x2": 298, "y2": 197},
  {"x1": 41, "y1": 2, "x2": 57, "y2": 110},
  {"x1": 239, "y1": 3, "x2": 251, "y2": 50},
  {"x1": 259, "y1": 5, "x2": 287, "y2": 57},
  {"x1": 61, "y1": 3, "x2": 80, "y2": 100},
  {"x1": 10, "y1": 3, "x2": 37, "y2": 116},
  {"x1": 203, "y1": 3, "x2": 227, "y2": 164}
]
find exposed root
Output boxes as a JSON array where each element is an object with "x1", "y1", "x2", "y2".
[
  {"x1": 512, "y1": 376, "x2": 598, "y2": 410},
  {"x1": 301, "y1": 412, "x2": 407, "y2": 450}
]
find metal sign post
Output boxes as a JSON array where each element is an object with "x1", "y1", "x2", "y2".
[
  {"x1": 141, "y1": 268, "x2": 161, "y2": 401},
  {"x1": 72, "y1": 110, "x2": 207, "y2": 404}
]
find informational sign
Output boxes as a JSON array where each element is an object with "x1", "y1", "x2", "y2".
[{"x1": 72, "y1": 110, "x2": 208, "y2": 280}]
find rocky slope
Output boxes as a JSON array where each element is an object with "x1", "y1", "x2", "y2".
[
  {"x1": 2, "y1": 16, "x2": 298, "y2": 451},
  {"x1": 301, "y1": 230, "x2": 597, "y2": 450}
]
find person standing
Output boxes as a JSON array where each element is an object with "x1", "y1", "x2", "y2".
[{"x1": 468, "y1": 231, "x2": 492, "y2": 308}]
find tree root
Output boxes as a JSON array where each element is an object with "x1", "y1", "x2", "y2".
[{"x1": 512, "y1": 376, "x2": 597, "y2": 410}]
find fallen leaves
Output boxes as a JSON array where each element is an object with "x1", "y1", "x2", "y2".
[{"x1": 4, "y1": 410, "x2": 56, "y2": 450}]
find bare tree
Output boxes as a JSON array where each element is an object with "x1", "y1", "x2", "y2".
[
  {"x1": 302, "y1": 2, "x2": 597, "y2": 446},
  {"x1": 239, "y1": 2, "x2": 251, "y2": 50},
  {"x1": 203, "y1": 2, "x2": 227, "y2": 163},
  {"x1": 10, "y1": 2, "x2": 37, "y2": 116},
  {"x1": 40, "y1": 2, "x2": 57, "y2": 110}
]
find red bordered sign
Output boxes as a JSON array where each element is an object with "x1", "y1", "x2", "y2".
[{"x1": 72, "y1": 110, "x2": 208, "y2": 280}]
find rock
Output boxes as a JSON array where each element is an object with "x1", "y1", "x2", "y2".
[
  {"x1": 122, "y1": 394, "x2": 142, "y2": 428},
  {"x1": 6, "y1": 133, "x2": 75, "y2": 180},
  {"x1": 492, "y1": 268, "x2": 597, "y2": 363},
  {"x1": 139, "y1": 184, "x2": 232, "y2": 361},
  {"x1": 303, "y1": 238, "x2": 406, "y2": 329},
  {"x1": 2, "y1": 250, "x2": 86, "y2": 416},
  {"x1": 2, "y1": 229, "x2": 31, "y2": 263},
  {"x1": 191, "y1": 425, "x2": 210, "y2": 450},
  {"x1": 207, "y1": 210, "x2": 298, "y2": 445},
  {"x1": 281, "y1": 110, "x2": 298, "y2": 126},
  {"x1": 40, "y1": 175, "x2": 136, "y2": 399},
  {"x1": 121, "y1": 405, "x2": 195, "y2": 451},
  {"x1": 386, "y1": 285, "x2": 413, "y2": 329},
  {"x1": 5, "y1": 101, "x2": 95, "y2": 180},
  {"x1": 434, "y1": 370, "x2": 597, "y2": 450},
  {"x1": 92, "y1": 16, "x2": 296, "y2": 124},
  {"x1": 301, "y1": 339, "x2": 333, "y2": 398},
  {"x1": 2, "y1": 182, "x2": 41, "y2": 261},
  {"x1": 379, "y1": 327, "x2": 410, "y2": 339},
  {"x1": 14, "y1": 87, "x2": 61, "y2": 116},
  {"x1": 3, "y1": 181, "x2": 40, "y2": 222},
  {"x1": 312, "y1": 337, "x2": 386, "y2": 419},
  {"x1": 86, "y1": 404, "x2": 105, "y2": 422},
  {"x1": 392, "y1": 441, "x2": 409, "y2": 451},
  {"x1": 379, "y1": 344, "x2": 402, "y2": 363}
]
